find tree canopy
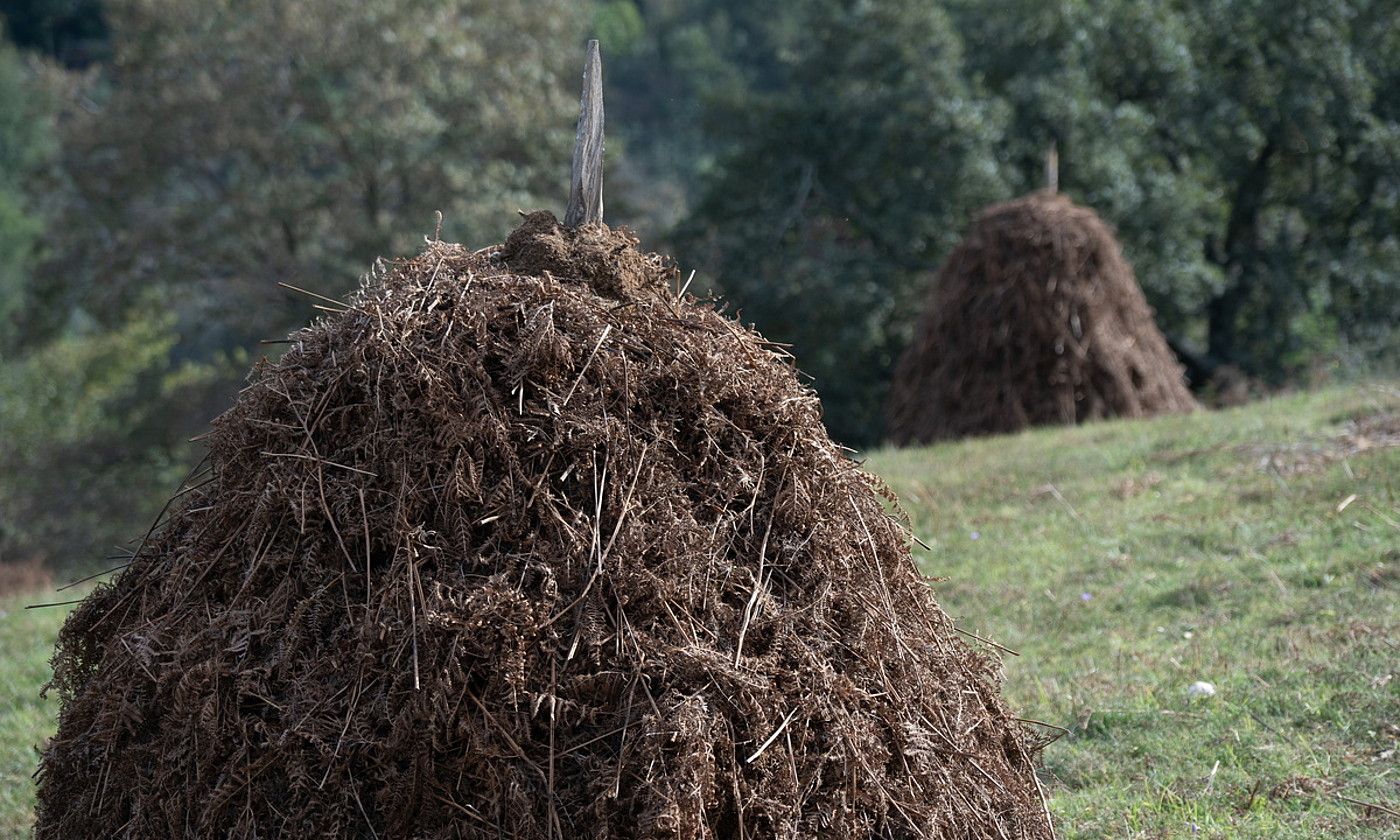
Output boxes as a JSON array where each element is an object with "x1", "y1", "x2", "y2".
[
  {"x1": 0, "y1": 0, "x2": 1396, "y2": 563},
  {"x1": 676, "y1": 0, "x2": 1008, "y2": 443},
  {"x1": 29, "y1": 0, "x2": 586, "y2": 347},
  {"x1": 0, "y1": 39, "x2": 51, "y2": 343},
  {"x1": 677, "y1": 0, "x2": 1400, "y2": 443},
  {"x1": 2, "y1": 0, "x2": 588, "y2": 566}
]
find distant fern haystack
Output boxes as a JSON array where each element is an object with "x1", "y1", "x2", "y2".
[{"x1": 887, "y1": 192, "x2": 1198, "y2": 445}]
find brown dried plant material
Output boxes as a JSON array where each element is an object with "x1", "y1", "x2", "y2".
[
  {"x1": 37, "y1": 212, "x2": 1052, "y2": 839},
  {"x1": 887, "y1": 192, "x2": 1198, "y2": 445}
]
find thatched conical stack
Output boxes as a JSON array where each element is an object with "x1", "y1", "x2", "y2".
[
  {"x1": 36, "y1": 43, "x2": 1053, "y2": 839},
  {"x1": 887, "y1": 192, "x2": 1198, "y2": 445},
  {"x1": 36, "y1": 212, "x2": 1053, "y2": 838}
]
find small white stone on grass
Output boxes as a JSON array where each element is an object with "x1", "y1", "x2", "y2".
[{"x1": 1186, "y1": 681, "x2": 1216, "y2": 699}]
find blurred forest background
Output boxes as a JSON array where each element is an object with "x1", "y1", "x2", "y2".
[{"x1": 1, "y1": 0, "x2": 1397, "y2": 573}]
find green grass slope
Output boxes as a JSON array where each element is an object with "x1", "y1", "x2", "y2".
[
  {"x1": 1, "y1": 382, "x2": 1396, "y2": 836},
  {"x1": 869, "y1": 382, "x2": 1399, "y2": 838},
  {"x1": 0, "y1": 592, "x2": 67, "y2": 838}
]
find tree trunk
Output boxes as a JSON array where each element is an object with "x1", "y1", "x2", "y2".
[{"x1": 1206, "y1": 137, "x2": 1276, "y2": 364}]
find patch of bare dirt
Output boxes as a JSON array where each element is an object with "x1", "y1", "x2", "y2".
[
  {"x1": 1244, "y1": 411, "x2": 1400, "y2": 477},
  {"x1": 0, "y1": 558, "x2": 53, "y2": 598}
]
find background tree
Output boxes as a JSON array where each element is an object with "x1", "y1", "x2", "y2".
[
  {"x1": 674, "y1": 0, "x2": 1399, "y2": 444},
  {"x1": 597, "y1": 0, "x2": 803, "y2": 237},
  {"x1": 0, "y1": 31, "x2": 228, "y2": 569},
  {"x1": 951, "y1": 0, "x2": 1222, "y2": 337},
  {"x1": 1187, "y1": 0, "x2": 1400, "y2": 375},
  {"x1": 27, "y1": 0, "x2": 586, "y2": 348},
  {"x1": 3, "y1": 0, "x2": 588, "y2": 569},
  {"x1": 0, "y1": 38, "x2": 49, "y2": 342},
  {"x1": 955, "y1": 0, "x2": 1400, "y2": 378},
  {"x1": 674, "y1": 0, "x2": 1008, "y2": 445},
  {"x1": 0, "y1": 0, "x2": 107, "y2": 65},
  {"x1": 1, "y1": 0, "x2": 1397, "y2": 565}
]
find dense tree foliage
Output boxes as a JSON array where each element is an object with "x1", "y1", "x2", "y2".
[
  {"x1": 0, "y1": 311, "x2": 225, "y2": 568},
  {"x1": 27, "y1": 0, "x2": 585, "y2": 347},
  {"x1": 0, "y1": 33, "x2": 222, "y2": 567},
  {"x1": 596, "y1": 0, "x2": 804, "y2": 236},
  {"x1": 674, "y1": 0, "x2": 1007, "y2": 444},
  {"x1": 0, "y1": 40, "x2": 48, "y2": 342},
  {"x1": 0, "y1": 0, "x2": 1396, "y2": 565},
  {"x1": 677, "y1": 0, "x2": 1400, "y2": 443},
  {"x1": 955, "y1": 0, "x2": 1400, "y2": 377},
  {"x1": 0, "y1": 0, "x2": 106, "y2": 65},
  {"x1": 2, "y1": 0, "x2": 587, "y2": 567}
]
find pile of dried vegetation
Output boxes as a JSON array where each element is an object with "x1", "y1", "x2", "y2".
[
  {"x1": 887, "y1": 192, "x2": 1198, "y2": 445},
  {"x1": 36, "y1": 212, "x2": 1052, "y2": 839}
]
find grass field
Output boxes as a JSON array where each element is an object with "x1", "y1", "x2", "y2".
[
  {"x1": 0, "y1": 587, "x2": 67, "y2": 837},
  {"x1": 870, "y1": 382, "x2": 1399, "y2": 838},
  {"x1": 2, "y1": 382, "x2": 1396, "y2": 837}
]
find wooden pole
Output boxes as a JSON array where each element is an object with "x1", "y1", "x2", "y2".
[
  {"x1": 1044, "y1": 140, "x2": 1059, "y2": 194},
  {"x1": 564, "y1": 40, "x2": 604, "y2": 228}
]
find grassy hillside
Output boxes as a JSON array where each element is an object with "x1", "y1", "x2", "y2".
[
  {"x1": 0, "y1": 591, "x2": 68, "y2": 837},
  {"x1": 1, "y1": 382, "x2": 1396, "y2": 836},
  {"x1": 869, "y1": 382, "x2": 1399, "y2": 838}
]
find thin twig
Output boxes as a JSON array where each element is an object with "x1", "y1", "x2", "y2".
[
  {"x1": 1335, "y1": 793, "x2": 1400, "y2": 819},
  {"x1": 954, "y1": 626, "x2": 1021, "y2": 656},
  {"x1": 259, "y1": 451, "x2": 377, "y2": 476},
  {"x1": 56, "y1": 561, "x2": 133, "y2": 592},
  {"x1": 278, "y1": 281, "x2": 348, "y2": 309},
  {"x1": 561, "y1": 325, "x2": 612, "y2": 407},
  {"x1": 1014, "y1": 717, "x2": 1070, "y2": 735},
  {"x1": 678, "y1": 269, "x2": 697, "y2": 299},
  {"x1": 25, "y1": 598, "x2": 87, "y2": 609},
  {"x1": 745, "y1": 707, "x2": 799, "y2": 764}
]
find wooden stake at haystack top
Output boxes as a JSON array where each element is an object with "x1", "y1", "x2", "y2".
[{"x1": 564, "y1": 40, "x2": 604, "y2": 228}]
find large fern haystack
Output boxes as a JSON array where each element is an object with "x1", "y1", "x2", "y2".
[
  {"x1": 887, "y1": 192, "x2": 1198, "y2": 445},
  {"x1": 36, "y1": 213, "x2": 1052, "y2": 839}
]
